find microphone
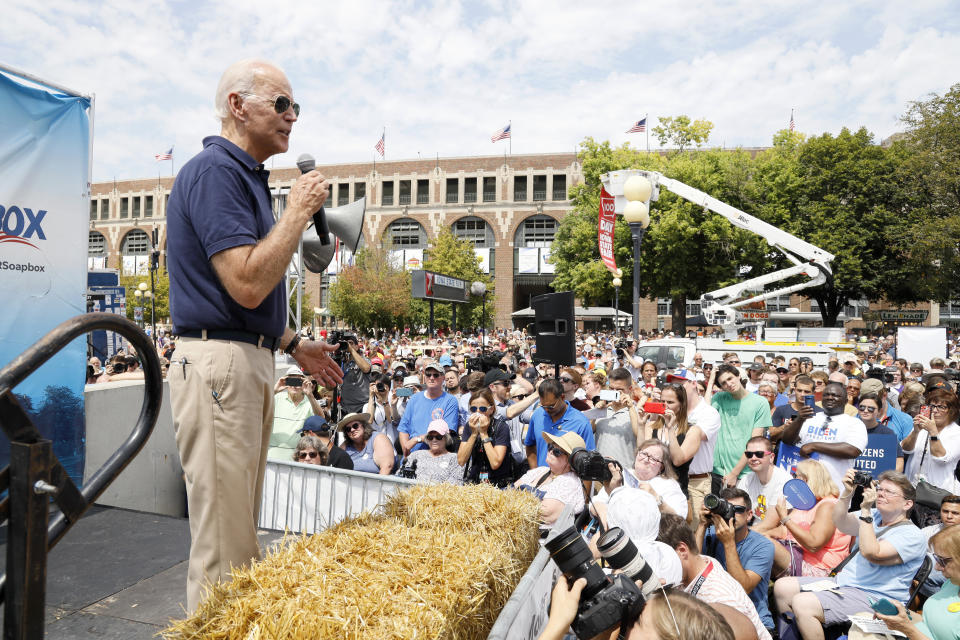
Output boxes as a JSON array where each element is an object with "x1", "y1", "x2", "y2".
[{"x1": 296, "y1": 153, "x2": 331, "y2": 245}]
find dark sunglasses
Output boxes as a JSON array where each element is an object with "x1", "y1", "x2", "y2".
[
  {"x1": 548, "y1": 445, "x2": 568, "y2": 457},
  {"x1": 297, "y1": 451, "x2": 318, "y2": 460},
  {"x1": 559, "y1": 377, "x2": 575, "y2": 384},
  {"x1": 240, "y1": 92, "x2": 300, "y2": 116},
  {"x1": 731, "y1": 504, "x2": 748, "y2": 514},
  {"x1": 424, "y1": 371, "x2": 442, "y2": 379},
  {"x1": 469, "y1": 406, "x2": 491, "y2": 413},
  {"x1": 424, "y1": 433, "x2": 445, "y2": 441},
  {"x1": 347, "y1": 422, "x2": 363, "y2": 431},
  {"x1": 744, "y1": 450, "x2": 768, "y2": 459}
]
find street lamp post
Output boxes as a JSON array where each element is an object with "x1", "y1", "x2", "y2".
[
  {"x1": 470, "y1": 281, "x2": 487, "y2": 349},
  {"x1": 612, "y1": 275, "x2": 622, "y2": 335},
  {"x1": 133, "y1": 289, "x2": 143, "y2": 329},
  {"x1": 622, "y1": 176, "x2": 652, "y2": 343}
]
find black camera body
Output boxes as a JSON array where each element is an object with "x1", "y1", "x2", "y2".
[
  {"x1": 570, "y1": 447, "x2": 617, "y2": 482},
  {"x1": 852, "y1": 469, "x2": 874, "y2": 487},
  {"x1": 703, "y1": 493, "x2": 738, "y2": 521},
  {"x1": 327, "y1": 330, "x2": 357, "y2": 352},
  {"x1": 466, "y1": 351, "x2": 503, "y2": 373},
  {"x1": 865, "y1": 366, "x2": 896, "y2": 384},
  {"x1": 396, "y1": 459, "x2": 417, "y2": 479},
  {"x1": 545, "y1": 526, "x2": 658, "y2": 640}
]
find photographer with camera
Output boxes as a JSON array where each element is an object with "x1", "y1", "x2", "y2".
[
  {"x1": 773, "y1": 469, "x2": 926, "y2": 640},
  {"x1": 695, "y1": 487, "x2": 775, "y2": 635},
  {"x1": 780, "y1": 381, "x2": 867, "y2": 489},
  {"x1": 338, "y1": 334, "x2": 373, "y2": 415},
  {"x1": 658, "y1": 513, "x2": 772, "y2": 640},
  {"x1": 267, "y1": 366, "x2": 320, "y2": 461},
  {"x1": 902, "y1": 387, "x2": 960, "y2": 496},
  {"x1": 592, "y1": 367, "x2": 641, "y2": 469},
  {"x1": 364, "y1": 373, "x2": 397, "y2": 445}
]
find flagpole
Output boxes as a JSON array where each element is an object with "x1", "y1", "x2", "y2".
[
  {"x1": 645, "y1": 113, "x2": 649, "y2": 153},
  {"x1": 508, "y1": 120, "x2": 511, "y2": 156}
]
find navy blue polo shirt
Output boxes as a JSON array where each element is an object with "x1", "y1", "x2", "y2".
[{"x1": 167, "y1": 136, "x2": 285, "y2": 338}]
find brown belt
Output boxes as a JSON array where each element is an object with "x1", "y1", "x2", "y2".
[{"x1": 688, "y1": 472, "x2": 710, "y2": 479}]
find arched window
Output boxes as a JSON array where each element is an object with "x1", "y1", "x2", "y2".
[
  {"x1": 383, "y1": 219, "x2": 427, "y2": 249},
  {"x1": 88, "y1": 231, "x2": 106, "y2": 256},
  {"x1": 513, "y1": 214, "x2": 557, "y2": 247},
  {"x1": 453, "y1": 216, "x2": 494, "y2": 248},
  {"x1": 120, "y1": 229, "x2": 150, "y2": 275}
]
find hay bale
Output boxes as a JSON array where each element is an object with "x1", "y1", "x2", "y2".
[{"x1": 162, "y1": 484, "x2": 541, "y2": 640}]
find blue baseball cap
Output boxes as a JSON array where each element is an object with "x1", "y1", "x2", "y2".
[{"x1": 300, "y1": 416, "x2": 329, "y2": 434}]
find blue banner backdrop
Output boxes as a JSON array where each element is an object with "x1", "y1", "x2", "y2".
[{"x1": 0, "y1": 68, "x2": 92, "y2": 484}]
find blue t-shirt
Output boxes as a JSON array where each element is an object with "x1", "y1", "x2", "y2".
[
  {"x1": 704, "y1": 528, "x2": 775, "y2": 629},
  {"x1": 836, "y1": 509, "x2": 927, "y2": 602},
  {"x1": 167, "y1": 136, "x2": 285, "y2": 337},
  {"x1": 522, "y1": 402, "x2": 595, "y2": 467},
  {"x1": 397, "y1": 391, "x2": 460, "y2": 452},
  {"x1": 881, "y1": 404, "x2": 913, "y2": 441}
]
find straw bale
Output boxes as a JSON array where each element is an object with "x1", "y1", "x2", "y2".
[{"x1": 162, "y1": 484, "x2": 541, "y2": 640}]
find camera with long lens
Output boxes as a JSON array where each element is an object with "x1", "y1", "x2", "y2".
[
  {"x1": 465, "y1": 351, "x2": 503, "y2": 373},
  {"x1": 327, "y1": 330, "x2": 357, "y2": 353},
  {"x1": 703, "y1": 493, "x2": 738, "y2": 521},
  {"x1": 569, "y1": 447, "x2": 619, "y2": 482},
  {"x1": 852, "y1": 469, "x2": 873, "y2": 488},
  {"x1": 866, "y1": 366, "x2": 897, "y2": 384},
  {"x1": 545, "y1": 526, "x2": 659, "y2": 639}
]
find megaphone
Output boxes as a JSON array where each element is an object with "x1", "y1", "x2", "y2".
[{"x1": 301, "y1": 196, "x2": 366, "y2": 273}]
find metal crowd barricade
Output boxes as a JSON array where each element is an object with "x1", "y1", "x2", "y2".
[{"x1": 258, "y1": 459, "x2": 416, "y2": 534}]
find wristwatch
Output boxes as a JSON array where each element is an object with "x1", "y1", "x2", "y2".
[
  {"x1": 481, "y1": 437, "x2": 492, "y2": 444},
  {"x1": 931, "y1": 435, "x2": 940, "y2": 441},
  {"x1": 859, "y1": 513, "x2": 874, "y2": 524}
]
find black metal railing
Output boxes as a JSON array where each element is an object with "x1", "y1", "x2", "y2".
[{"x1": 0, "y1": 312, "x2": 163, "y2": 639}]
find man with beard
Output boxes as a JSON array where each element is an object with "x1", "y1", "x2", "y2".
[{"x1": 781, "y1": 381, "x2": 867, "y2": 488}]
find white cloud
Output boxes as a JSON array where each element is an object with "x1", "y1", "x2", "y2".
[{"x1": 0, "y1": 0, "x2": 957, "y2": 181}]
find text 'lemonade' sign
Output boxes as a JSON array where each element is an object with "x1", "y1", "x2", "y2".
[{"x1": 598, "y1": 187, "x2": 617, "y2": 274}]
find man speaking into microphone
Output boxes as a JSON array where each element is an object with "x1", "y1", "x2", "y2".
[{"x1": 165, "y1": 58, "x2": 344, "y2": 611}]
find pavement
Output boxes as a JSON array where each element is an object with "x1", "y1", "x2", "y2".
[{"x1": 0, "y1": 505, "x2": 282, "y2": 639}]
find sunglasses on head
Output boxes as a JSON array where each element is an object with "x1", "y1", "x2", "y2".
[
  {"x1": 744, "y1": 450, "x2": 768, "y2": 459},
  {"x1": 239, "y1": 92, "x2": 300, "y2": 116},
  {"x1": 297, "y1": 451, "x2": 318, "y2": 460},
  {"x1": 425, "y1": 433, "x2": 445, "y2": 441},
  {"x1": 469, "y1": 405, "x2": 491, "y2": 413}
]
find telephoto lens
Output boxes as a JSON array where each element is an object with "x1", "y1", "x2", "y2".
[
  {"x1": 596, "y1": 527, "x2": 659, "y2": 598},
  {"x1": 544, "y1": 526, "x2": 609, "y2": 601},
  {"x1": 703, "y1": 493, "x2": 737, "y2": 521}
]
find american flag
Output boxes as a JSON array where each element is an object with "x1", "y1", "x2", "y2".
[
  {"x1": 789, "y1": 110, "x2": 795, "y2": 131},
  {"x1": 626, "y1": 118, "x2": 646, "y2": 133},
  {"x1": 491, "y1": 124, "x2": 511, "y2": 142},
  {"x1": 375, "y1": 131, "x2": 385, "y2": 157},
  {"x1": 154, "y1": 147, "x2": 173, "y2": 161}
]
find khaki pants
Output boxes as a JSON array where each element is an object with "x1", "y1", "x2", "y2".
[
  {"x1": 687, "y1": 475, "x2": 711, "y2": 528},
  {"x1": 168, "y1": 337, "x2": 274, "y2": 611}
]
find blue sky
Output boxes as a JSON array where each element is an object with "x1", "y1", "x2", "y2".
[{"x1": 2, "y1": 0, "x2": 958, "y2": 182}]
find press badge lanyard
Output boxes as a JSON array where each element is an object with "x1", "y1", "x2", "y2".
[{"x1": 688, "y1": 559, "x2": 715, "y2": 596}]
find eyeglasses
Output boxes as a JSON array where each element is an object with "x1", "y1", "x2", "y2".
[
  {"x1": 347, "y1": 423, "x2": 363, "y2": 431},
  {"x1": 636, "y1": 451, "x2": 663, "y2": 466},
  {"x1": 425, "y1": 433, "x2": 445, "y2": 441},
  {"x1": 859, "y1": 406, "x2": 878, "y2": 413},
  {"x1": 930, "y1": 403, "x2": 949, "y2": 412},
  {"x1": 548, "y1": 445, "x2": 568, "y2": 457},
  {"x1": 297, "y1": 451, "x2": 318, "y2": 460},
  {"x1": 728, "y1": 360, "x2": 741, "y2": 365},
  {"x1": 744, "y1": 450, "x2": 769, "y2": 459},
  {"x1": 559, "y1": 377, "x2": 575, "y2": 384},
  {"x1": 934, "y1": 553, "x2": 954, "y2": 568},
  {"x1": 238, "y1": 92, "x2": 300, "y2": 116},
  {"x1": 876, "y1": 486, "x2": 904, "y2": 498},
  {"x1": 424, "y1": 371, "x2": 442, "y2": 379},
  {"x1": 469, "y1": 406, "x2": 491, "y2": 413}
]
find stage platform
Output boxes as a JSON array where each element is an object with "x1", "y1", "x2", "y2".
[{"x1": 0, "y1": 505, "x2": 283, "y2": 639}]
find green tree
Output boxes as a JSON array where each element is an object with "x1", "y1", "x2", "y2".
[
  {"x1": 329, "y1": 246, "x2": 411, "y2": 331},
  {"x1": 410, "y1": 228, "x2": 494, "y2": 331},
  {"x1": 120, "y1": 268, "x2": 170, "y2": 326},
  {"x1": 651, "y1": 116, "x2": 714, "y2": 152},
  {"x1": 752, "y1": 127, "x2": 921, "y2": 325}
]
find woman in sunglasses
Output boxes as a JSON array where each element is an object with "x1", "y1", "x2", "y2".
[
  {"x1": 902, "y1": 387, "x2": 960, "y2": 494},
  {"x1": 406, "y1": 419, "x2": 464, "y2": 485},
  {"x1": 458, "y1": 388, "x2": 512, "y2": 486},
  {"x1": 594, "y1": 438, "x2": 688, "y2": 519},
  {"x1": 558, "y1": 368, "x2": 590, "y2": 411},
  {"x1": 512, "y1": 431, "x2": 586, "y2": 525},
  {"x1": 876, "y1": 521, "x2": 960, "y2": 640},
  {"x1": 339, "y1": 413, "x2": 395, "y2": 475},
  {"x1": 293, "y1": 435, "x2": 329, "y2": 466}
]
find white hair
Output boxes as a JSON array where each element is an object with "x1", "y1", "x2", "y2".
[{"x1": 213, "y1": 59, "x2": 281, "y2": 122}]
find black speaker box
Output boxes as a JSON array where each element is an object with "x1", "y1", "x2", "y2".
[{"x1": 531, "y1": 291, "x2": 576, "y2": 365}]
